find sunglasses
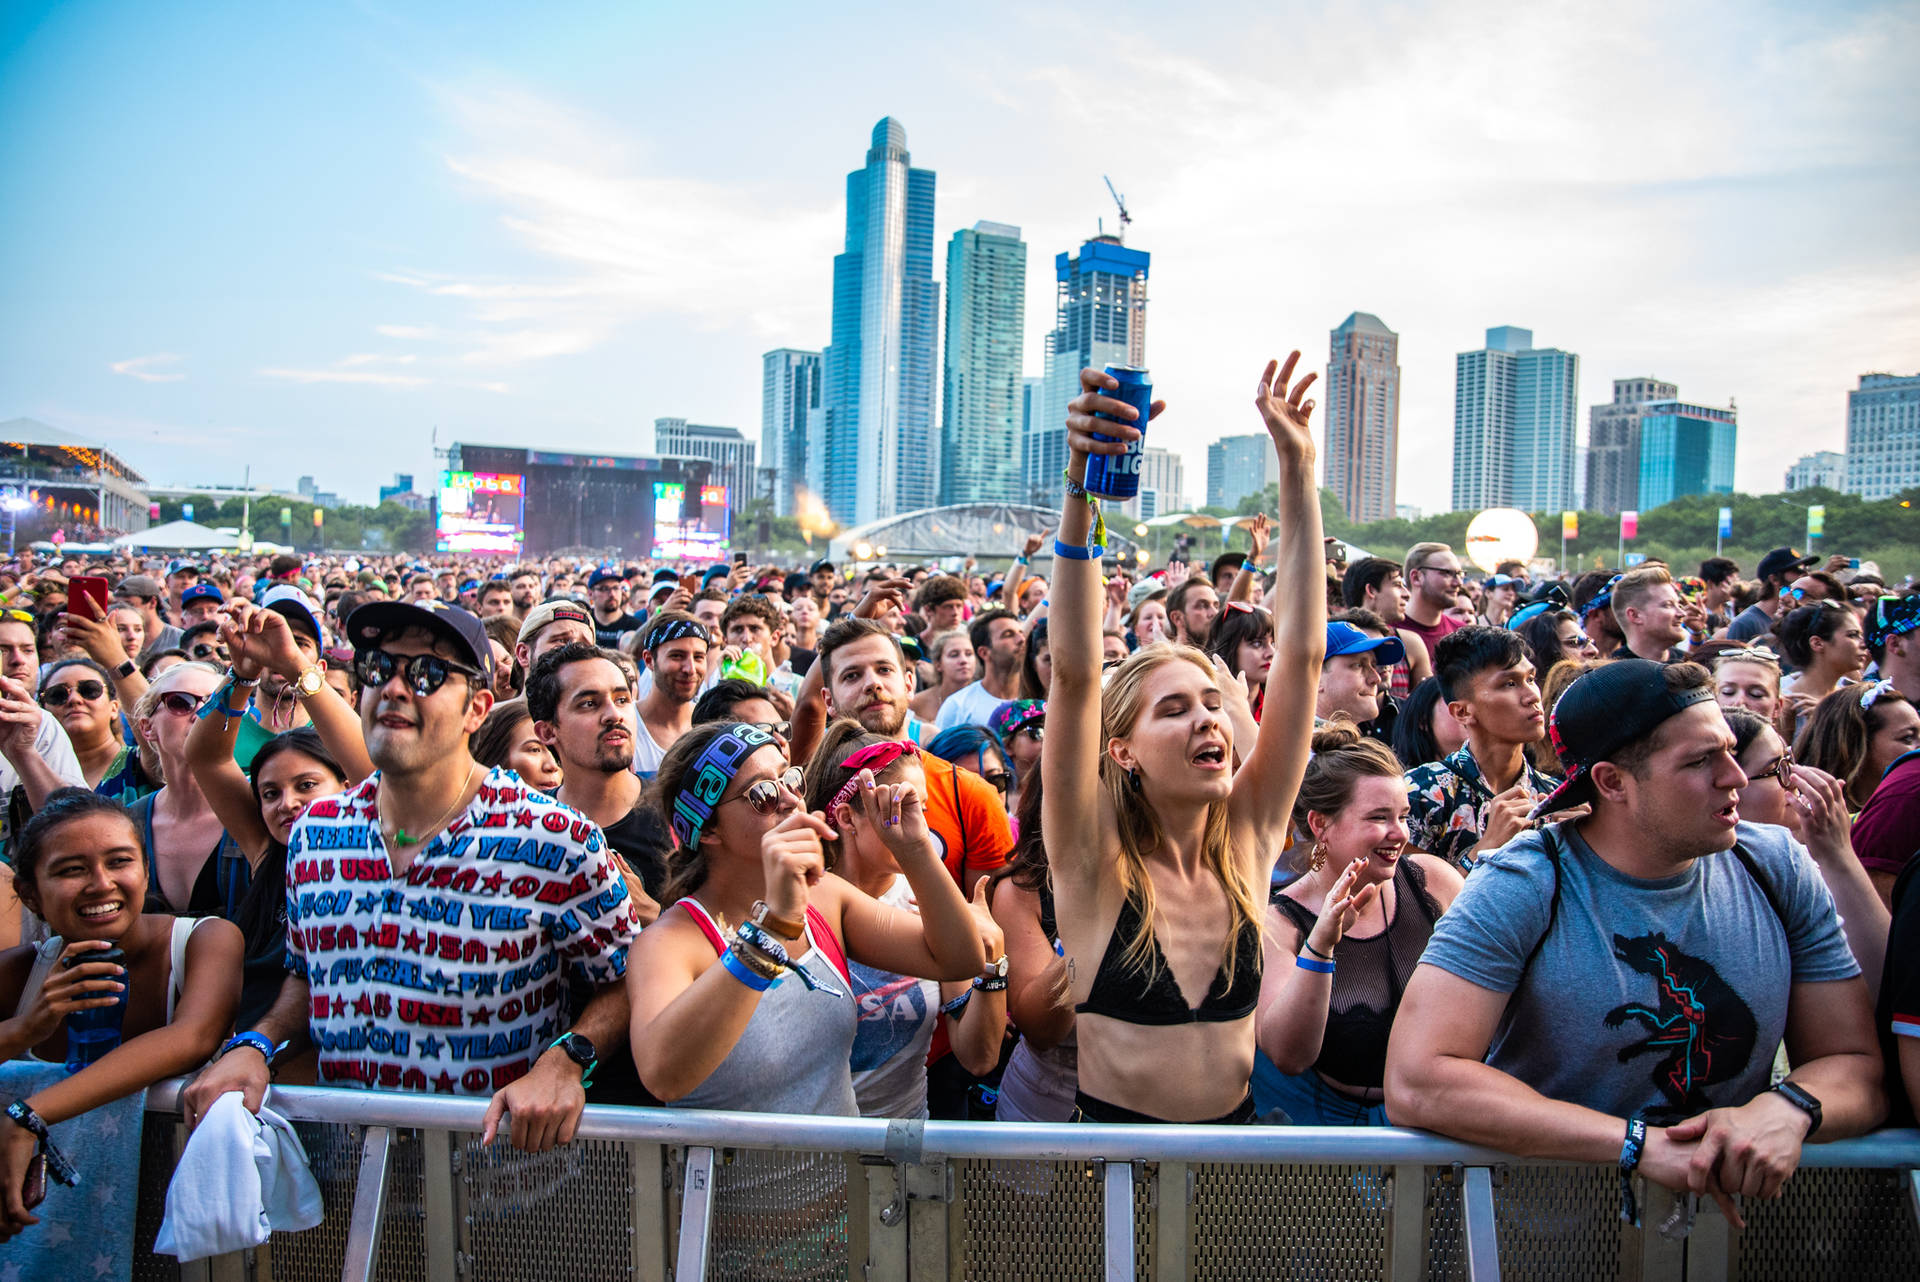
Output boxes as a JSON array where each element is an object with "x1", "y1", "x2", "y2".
[
  {"x1": 189, "y1": 644, "x2": 229, "y2": 662},
  {"x1": 158, "y1": 690, "x2": 206, "y2": 717},
  {"x1": 1749, "y1": 750, "x2": 1795, "y2": 789},
  {"x1": 353, "y1": 650, "x2": 481, "y2": 697},
  {"x1": 1715, "y1": 647, "x2": 1781, "y2": 668},
  {"x1": 720, "y1": 765, "x2": 804, "y2": 816},
  {"x1": 982, "y1": 770, "x2": 1012, "y2": 794},
  {"x1": 1013, "y1": 724, "x2": 1044, "y2": 743},
  {"x1": 41, "y1": 680, "x2": 107, "y2": 707},
  {"x1": 751, "y1": 721, "x2": 793, "y2": 739}
]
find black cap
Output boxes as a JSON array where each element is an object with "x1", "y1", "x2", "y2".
[
  {"x1": 810, "y1": 559, "x2": 834, "y2": 576},
  {"x1": 1756, "y1": 547, "x2": 1817, "y2": 583},
  {"x1": 652, "y1": 568, "x2": 681, "y2": 586},
  {"x1": 1533, "y1": 659, "x2": 1715, "y2": 817},
  {"x1": 344, "y1": 600, "x2": 493, "y2": 684}
]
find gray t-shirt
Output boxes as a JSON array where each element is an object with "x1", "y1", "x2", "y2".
[
  {"x1": 1419, "y1": 820, "x2": 1858, "y2": 1125},
  {"x1": 1725, "y1": 603, "x2": 1775, "y2": 642}
]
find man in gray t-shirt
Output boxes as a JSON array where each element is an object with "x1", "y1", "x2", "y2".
[{"x1": 1386, "y1": 659, "x2": 1884, "y2": 1225}]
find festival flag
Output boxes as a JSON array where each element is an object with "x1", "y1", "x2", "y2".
[
  {"x1": 1718, "y1": 507, "x2": 1732, "y2": 539},
  {"x1": 1807, "y1": 505, "x2": 1825, "y2": 540},
  {"x1": 1562, "y1": 511, "x2": 1578, "y2": 539},
  {"x1": 1620, "y1": 511, "x2": 1638, "y2": 541}
]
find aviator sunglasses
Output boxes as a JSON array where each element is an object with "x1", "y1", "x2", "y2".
[
  {"x1": 719, "y1": 765, "x2": 805, "y2": 816},
  {"x1": 40, "y1": 680, "x2": 108, "y2": 707}
]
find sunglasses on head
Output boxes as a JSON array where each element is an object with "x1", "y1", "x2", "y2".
[
  {"x1": 41, "y1": 680, "x2": 107, "y2": 707},
  {"x1": 353, "y1": 650, "x2": 481, "y2": 697},
  {"x1": 721, "y1": 765, "x2": 804, "y2": 815},
  {"x1": 158, "y1": 690, "x2": 206, "y2": 717},
  {"x1": 0, "y1": 609, "x2": 34, "y2": 625},
  {"x1": 751, "y1": 720, "x2": 793, "y2": 739}
]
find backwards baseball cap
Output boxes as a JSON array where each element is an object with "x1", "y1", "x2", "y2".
[
  {"x1": 1326, "y1": 620, "x2": 1406, "y2": 668},
  {"x1": 114, "y1": 574, "x2": 163, "y2": 600},
  {"x1": 180, "y1": 583, "x2": 225, "y2": 608},
  {"x1": 261, "y1": 585, "x2": 326, "y2": 645},
  {"x1": 345, "y1": 599, "x2": 492, "y2": 683},
  {"x1": 1533, "y1": 659, "x2": 1715, "y2": 817},
  {"x1": 809, "y1": 559, "x2": 834, "y2": 577},
  {"x1": 1126, "y1": 573, "x2": 1166, "y2": 611},
  {"x1": 515, "y1": 599, "x2": 594, "y2": 647},
  {"x1": 1756, "y1": 547, "x2": 1817, "y2": 582},
  {"x1": 1866, "y1": 594, "x2": 1920, "y2": 652}
]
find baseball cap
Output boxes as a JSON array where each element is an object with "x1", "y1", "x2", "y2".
[
  {"x1": 261, "y1": 585, "x2": 326, "y2": 645},
  {"x1": 115, "y1": 574, "x2": 163, "y2": 600},
  {"x1": 1126, "y1": 573, "x2": 1166, "y2": 611},
  {"x1": 345, "y1": 599, "x2": 492, "y2": 683},
  {"x1": 1484, "y1": 574, "x2": 1521, "y2": 589},
  {"x1": 180, "y1": 583, "x2": 225, "y2": 608},
  {"x1": 588, "y1": 569, "x2": 622, "y2": 588},
  {"x1": 1756, "y1": 547, "x2": 1817, "y2": 582},
  {"x1": 652, "y1": 568, "x2": 681, "y2": 586},
  {"x1": 989, "y1": 699, "x2": 1046, "y2": 742},
  {"x1": 1866, "y1": 594, "x2": 1920, "y2": 652},
  {"x1": 1326, "y1": 620, "x2": 1406, "y2": 668},
  {"x1": 1533, "y1": 659, "x2": 1715, "y2": 817},
  {"x1": 459, "y1": 579, "x2": 479, "y2": 594},
  {"x1": 515, "y1": 599, "x2": 594, "y2": 647},
  {"x1": 809, "y1": 560, "x2": 834, "y2": 577}
]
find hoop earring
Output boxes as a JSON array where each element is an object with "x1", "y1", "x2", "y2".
[{"x1": 1308, "y1": 840, "x2": 1327, "y2": 873}]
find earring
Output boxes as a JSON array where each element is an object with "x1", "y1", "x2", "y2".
[
  {"x1": 1308, "y1": 840, "x2": 1327, "y2": 872},
  {"x1": 1128, "y1": 766, "x2": 1143, "y2": 792}
]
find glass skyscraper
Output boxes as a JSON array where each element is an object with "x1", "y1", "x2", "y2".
[
  {"x1": 761, "y1": 348, "x2": 821, "y2": 517},
  {"x1": 1452, "y1": 326, "x2": 1578, "y2": 513},
  {"x1": 1845, "y1": 372, "x2": 1920, "y2": 500},
  {"x1": 1637, "y1": 403, "x2": 1737, "y2": 509},
  {"x1": 822, "y1": 118, "x2": 939, "y2": 527},
  {"x1": 1324, "y1": 312, "x2": 1401, "y2": 524},
  {"x1": 1026, "y1": 236, "x2": 1150, "y2": 503},
  {"x1": 940, "y1": 222, "x2": 1026, "y2": 505}
]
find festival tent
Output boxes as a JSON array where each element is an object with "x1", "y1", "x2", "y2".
[{"x1": 111, "y1": 520, "x2": 244, "y2": 551}]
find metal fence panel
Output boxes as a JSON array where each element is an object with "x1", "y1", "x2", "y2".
[
  {"x1": 458, "y1": 1133, "x2": 638, "y2": 1278},
  {"x1": 702, "y1": 1147, "x2": 848, "y2": 1281},
  {"x1": 1729, "y1": 1167, "x2": 1920, "y2": 1282},
  {"x1": 1188, "y1": 1161, "x2": 1392, "y2": 1280},
  {"x1": 1428, "y1": 1164, "x2": 1623, "y2": 1282}
]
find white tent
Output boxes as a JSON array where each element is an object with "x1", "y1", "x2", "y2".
[{"x1": 111, "y1": 520, "x2": 244, "y2": 551}]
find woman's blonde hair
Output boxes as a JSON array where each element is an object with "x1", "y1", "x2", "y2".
[
  {"x1": 1096, "y1": 644, "x2": 1262, "y2": 980},
  {"x1": 130, "y1": 660, "x2": 226, "y2": 783}
]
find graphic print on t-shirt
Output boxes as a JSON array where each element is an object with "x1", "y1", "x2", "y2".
[
  {"x1": 848, "y1": 961, "x2": 933, "y2": 1072},
  {"x1": 1602, "y1": 931, "x2": 1756, "y2": 1119}
]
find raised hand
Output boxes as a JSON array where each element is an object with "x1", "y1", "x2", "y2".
[
  {"x1": 0, "y1": 677, "x2": 41, "y2": 762},
  {"x1": 1022, "y1": 531, "x2": 1047, "y2": 559},
  {"x1": 855, "y1": 577, "x2": 912, "y2": 621},
  {"x1": 1246, "y1": 514, "x2": 1272, "y2": 564},
  {"x1": 1304, "y1": 860, "x2": 1378, "y2": 957},
  {"x1": 854, "y1": 768, "x2": 933, "y2": 860},
  {"x1": 1255, "y1": 353, "x2": 1318, "y2": 460},
  {"x1": 1066, "y1": 367, "x2": 1166, "y2": 459},
  {"x1": 760, "y1": 809, "x2": 833, "y2": 921}
]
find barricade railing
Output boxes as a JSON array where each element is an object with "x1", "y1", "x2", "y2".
[{"x1": 132, "y1": 1079, "x2": 1920, "y2": 1282}]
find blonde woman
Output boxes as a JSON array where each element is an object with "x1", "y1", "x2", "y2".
[
  {"x1": 1044, "y1": 354, "x2": 1323, "y2": 1123},
  {"x1": 125, "y1": 662, "x2": 248, "y2": 917},
  {"x1": 909, "y1": 629, "x2": 976, "y2": 723}
]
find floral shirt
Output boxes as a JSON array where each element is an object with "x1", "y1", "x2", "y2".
[{"x1": 1404, "y1": 746, "x2": 1560, "y2": 872}]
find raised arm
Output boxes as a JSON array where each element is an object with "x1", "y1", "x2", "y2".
[
  {"x1": 829, "y1": 772, "x2": 985, "y2": 982},
  {"x1": 1046, "y1": 369, "x2": 1164, "y2": 881},
  {"x1": 226, "y1": 603, "x2": 374, "y2": 784},
  {"x1": 1229, "y1": 355, "x2": 1325, "y2": 850},
  {"x1": 788, "y1": 577, "x2": 911, "y2": 764},
  {"x1": 1227, "y1": 515, "x2": 1270, "y2": 605},
  {"x1": 186, "y1": 675, "x2": 275, "y2": 860}
]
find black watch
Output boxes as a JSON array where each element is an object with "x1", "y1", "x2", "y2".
[
  {"x1": 551, "y1": 1032, "x2": 597, "y2": 1073},
  {"x1": 113, "y1": 659, "x2": 137, "y2": 679},
  {"x1": 1769, "y1": 1080, "x2": 1822, "y2": 1137}
]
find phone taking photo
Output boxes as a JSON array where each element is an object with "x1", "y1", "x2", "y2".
[{"x1": 70, "y1": 575, "x2": 111, "y2": 618}]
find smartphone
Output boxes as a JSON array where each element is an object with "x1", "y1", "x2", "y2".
[
  {"x1": 733, "y1": 551, "x2": 748, "y2": 568},
  {"x1": 1848, "y1": 558, "x2": 1861, "y2": 570},
  {"x1": 679, "y1": 573, "x2": 700, "y2": 593},
  {"x1": 22, "y1": 1153, "x2": 46, "y2": 1210},
  {"x1": 70, "y1": 575, "x2": 111, "y2": 618}
]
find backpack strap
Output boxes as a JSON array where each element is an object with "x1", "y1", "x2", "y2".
[
  {"x1": 1518, "y1": 826, "x2": 1566, "y2": 980},
  {"x1": 1727, "y1": 841, "x2": 1790, "y2": 937}
]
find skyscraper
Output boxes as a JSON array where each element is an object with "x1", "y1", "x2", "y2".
[
  {"x1": 1324, "y1": 313, "x2": 1401, "y2": 524},
  {"x1": 1025, "y1": 235, "x2": 1149, "y2": 503},
  {"x1": 1845, "y1": 373, "x2": 1920, "y2": 500},
  {"x1": 822, "y1": 118, "x2": 939, "y2": 527},
  {"x1": 653, "y1": 419, "x2": 757, "y2": 512},
  {"x1": 762, "y1": 349, "x2": 822, "y2": 517},
  {"x1": 1585, "y1": 378, "x2": 1677, "y2": 515},
  {"x1": 1784, "y1": 450, "x2": 1845, "y2": 492},
  {"x1": 1452, "y1": 326, "x2": 1578, "y2": 513},
  {"x1": 1637, "y1": 403, "x2": 1737, "y2": 509},
  {"x1": 940, "y1": 222, "x2": 1026, "y2": 506},
  {"x1": 1207, "y1": 433, "x2": 1277, "y2": 511},
  {"x1": 1120, "y1": 446, "x2": 1185, "y2": 521}
]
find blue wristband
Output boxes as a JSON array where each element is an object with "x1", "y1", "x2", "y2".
[
  {"x1": 1053, "y1": 539, "x2": 1104, "y2": 561},
  {"x1": 940, "y1": 990, "x2": 973, "y2": 1018},
  {"x1": 221, "y1": 1031, "x2": 283, "y2": 1065},
  {"x1": 719, "y1": 947, "x2": 774, "y2": 991},
  {"x1": 1294, "y1": 954, "x2": 1337, "y2": 974},
  {"x1": 1618, "y1": 1116, "x2": 1648, "y2": 1225}
]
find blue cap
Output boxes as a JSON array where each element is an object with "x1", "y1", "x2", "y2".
[
  {"x1": 459, "y1": 579, "x2": 479, "y2": 593},
  {"x1": 180, "y1": 583, "x2": 224, "y2": 607},
  {"x1": 1326, "y1": 621, "x2": 1405, "y2": 667},
  {"x1": 588, "y1": 569, "x2": 621, "y2": 588}
]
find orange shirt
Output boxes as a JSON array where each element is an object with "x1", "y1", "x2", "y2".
[{"x1": 917, "y1": 750, "x2": 1011, "y2": 890}]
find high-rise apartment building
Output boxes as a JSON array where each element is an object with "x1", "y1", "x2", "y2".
[
  {"x1": 1207, "y1": 433, "x2": 1277, "y2": 511},
  {"x1": 1637, "y1": 403, "x2": 1737, "y2": 509},
  {"x1": 762, "y1": 349, "x2": 822, "y2": 517},
  {"x1": 1785, "y1": 450, "x2": 1845, "y2": 493},
  {"x1": 1452, "y1": 327, "x2": 1578, "y2": 513},
  {"x1": 1324, "y1": 313, "x2": 1400, "y2": 524},
  {"x1": 822, "y1": 118, "x2": 939, "y2": 527},
  {"x1": 653, "y1": 419, "x2": 757, "y2": 512},
  {"x1": 1119, "y1": 446, "x2": 1184, "y2": 521},
  {"x1": 1845, "y1": 373, "x2": 1920, "y2": 500},
  {"x1": 941, "y1": 222, "x2": 1026, "y2": 506},
  {"x1": 1025, "y1": 235, "x2": 1149, "y2": 504},
  {"x1": 1585, "y1": 378, "x2": 1677, "y2": 515}
]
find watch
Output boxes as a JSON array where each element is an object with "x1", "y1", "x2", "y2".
[
  {"x1": 291, "y1": 665, "x2": 325, "y2": 700},
  {"x1": 550, "y1": 1032, "x2": 597, "y2": 1074},
  {"x1": 1769, "y1": 1080, "x2": 1823, "y2": 1137},
  {"x1": 113, "y1": 659, "x2": 137, "y2": 679}
]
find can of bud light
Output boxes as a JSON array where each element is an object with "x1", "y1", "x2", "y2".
[{"x1": 1084, "y1": 364, "x2": 1152, "y2": 500}]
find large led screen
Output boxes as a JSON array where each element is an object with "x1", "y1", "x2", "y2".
[
  {"x1": 649, "y1": 482, "x2": 731, "y2": 559},
  {"x1": 437, "y1": 472, "x2": 525, "y2": 554}
]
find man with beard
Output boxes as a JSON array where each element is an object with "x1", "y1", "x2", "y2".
[
  {"x1": 587, "y1": 569, "x2": 642, "y2": 647},
  {"x1": 509, "y1": 568, "x2": 542, "y2": 614},
  {"x1": 633, "y1": 611, "x2": 708, "y2": 779},
  {"x1": 528, "y1": 642, "x2": 666, "y2": 921},
  {"x1": 183, "y1": 598, "x2": 638, "y2": 1148},
  {"x1": 932, "y1": 608, "x2": 1026, "y2": 732},
  {"x1": 1400, "y1": 542, "x2": 1469, "y2": 668},
  {"x1": 1167, "y1": 576, "x2": 1220, "y2": 649}
]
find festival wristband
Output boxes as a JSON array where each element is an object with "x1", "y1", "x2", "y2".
[
  {"x1": 5, "y1": 1100, "x2": 76, "y2": 1188},
  {"x1": 718, "y1": 947, "x2": 774, "y2": 992},
  {"x1": 940, "y1": 990, "x2": 973, "y2": 1018},
  {"x1": 219, "y1": 1031, "x2": 284, "y2": 1069},
  {"x1": 1618, "y1": 1117, "x2": 1648, "y2": 1225},
  {"x1": 1294, "y1": 955, "x2": 1337, "y2": 974},
  {"x1": 1053, "y1": 540, "x2": 1104, "y2": 562},
  {"x1": 973, "y1": 975, "x2": 1009, "y2": 992}
]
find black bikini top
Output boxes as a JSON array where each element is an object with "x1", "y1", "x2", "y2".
[{"x1": 1073, "y1": 895, "x2": 1263, "y2": 1026}]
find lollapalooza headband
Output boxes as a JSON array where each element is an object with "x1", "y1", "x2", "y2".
[
  {"x1": 826, "y1": 740, "x2": 919, "y2": 816},
  {"x1": 670, "y1": 723, "x2": 780, "y2": 849}
]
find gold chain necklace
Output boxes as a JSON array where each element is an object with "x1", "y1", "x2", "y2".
[{"x1": 381, "y1": 762, "x2": 480, "y2": 849}]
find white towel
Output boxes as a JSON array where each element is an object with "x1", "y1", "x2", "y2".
[{"x1": 154, "y1": 1091, "x2": 325, "y2": 1261}]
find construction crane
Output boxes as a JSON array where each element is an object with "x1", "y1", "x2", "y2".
[{"x1": 1103, "y1": 175, "x2": 1131, "y2": 241}]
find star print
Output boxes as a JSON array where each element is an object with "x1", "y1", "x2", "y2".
[
  {"x1": 481, "y1": 871, "x2": 507, "y2": 892},
  {"x1": 355, "y1": 893, "x2": 382, "y2": 913},
  {"x1": 433, "y1": 1071, "x2": 456, "y2": 1093},
  {"x1": 2, "y1": 1258, "x2": 22, "y2": 1282},
  {"x1": 92, "y1": 1180, "x2": 116, "y2": 1206},
  {"x1": 93, "y1": 1252, "x2": 114, "y2": 1276},
  {"x1": 331, "y1": 996, "x2": 347, "y2": 1017},
  {"x1": 401, "y1": 928, "x2": 425, "y2": 953},
  {"x1": 427, "y1": 968, "x2": 454, "y2": 991},
  {"x1": 492, "y1": 939, "x2": 518, "y2": 963},
  {"x1": 96, "y1": 1110, "x2": 121, "y2": 1137},
  {"x1": 591, "y1": 862, "x2": 610, "y2": 885},
  {"x1": 419, "y1": 1035, "x2": 444, "y2": 1059},
  {"x1": 513, "y1": 808, "x2": 535, "y2": 829},
  {"x1": 470, "y1": 1004, "x2": 493, "y2": 1025},
  {"x1": 41, "y1": 1220, "x2": 72, "y2": 1246}
]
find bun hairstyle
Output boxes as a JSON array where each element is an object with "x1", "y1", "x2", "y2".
[
  {"x1": 1775, "y1": 603, "x2": 1850, "y2": 669},
  {"x1": 1291, "y1": 718, "x2": 1405, "y2": 840},
  {"x1": 798, "y1": 718, "x2": 917, "y2": 864}
]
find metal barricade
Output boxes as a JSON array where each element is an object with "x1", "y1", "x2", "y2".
[{"x1": 133, "y1": 1080, "x2": 1920, "y2": 1282}]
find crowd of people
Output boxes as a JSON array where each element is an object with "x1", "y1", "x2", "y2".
[{"x1": 0, "y1": 352, "x2": 1917, "y2": 1244}]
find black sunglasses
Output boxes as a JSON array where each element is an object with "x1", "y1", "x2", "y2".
[
  {"x1": 353, "y1": 650, "x2": 481, "y2": 697},
  {"x1": 158, "y1": 690, "x2": 206, "y2": 717},
  {"x1": 982, "y1": 770, "x2": 1012, "y2": 794},
  {"x1": 41, "y1": 680, "x2": 107, "y2": 707},
  {"x1": 189, "y1": 643, "x2": 229, "y2": 661}
]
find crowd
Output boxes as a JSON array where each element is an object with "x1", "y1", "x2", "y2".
[{"x1": 0, "y1": 352, "x2": 1917, "y2": 1247}]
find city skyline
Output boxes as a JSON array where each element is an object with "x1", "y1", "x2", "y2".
[{"x1": 3, "y1": 2, "x2": 1915, "y2": 517}]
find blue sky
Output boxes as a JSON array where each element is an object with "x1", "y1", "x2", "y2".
[{"x1": 3, "y1": 0, "x2": 1916, "y2": 515}]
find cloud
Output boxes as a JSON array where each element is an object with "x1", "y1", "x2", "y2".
[
  {"x1": 259, "y1": 366, "x2": 430, "y2": 387},
  {"x1": 109, "y1": 354, "x2": 185, "y2": 383},
  {"x1": 373, "y1": 324, "x2": 438, "y2": 339}
]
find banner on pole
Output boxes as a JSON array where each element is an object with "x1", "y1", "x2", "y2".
[
  {"x1": 1620, "y1": 511, "x2": 1638, "y2": 541},
  {"x1": 1562, "y1": 511, "x2": 1578, "y2": 539},
  {"x1": 1717, "y1": 507, "x2": 1732, "y2": 539},
  {"x1": 1807, "y1": 505, "x2": 1825, "y2": 540}
]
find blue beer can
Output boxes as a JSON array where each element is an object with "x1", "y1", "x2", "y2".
[{"x1": 1084, "y1": 364, "x2": 1152, "y2": 500}]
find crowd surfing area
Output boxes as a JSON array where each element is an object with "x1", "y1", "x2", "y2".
[{"x1": 0, "y1": 354, "x2": 1915, "y2": 1264}]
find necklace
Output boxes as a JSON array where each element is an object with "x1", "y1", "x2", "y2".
[{"x1": 381, "y1": 762, "x2": 480, "y2": 849}]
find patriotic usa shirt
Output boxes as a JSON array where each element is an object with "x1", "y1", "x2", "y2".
[{"x1": 284, "y1": 767, "x2": 639, "y2": 1094}]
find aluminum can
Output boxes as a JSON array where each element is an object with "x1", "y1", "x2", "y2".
[{"x1": 1083, "y1": 365, "x2": 1152, "y2": 500}]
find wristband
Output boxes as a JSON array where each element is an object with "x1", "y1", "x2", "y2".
[
  {"x1": 940, "y1": 990, "x2": 973, "y2": 1018},
  {"x1": 5, "y1": 1100, "x2": 76, "y2": 1188},
  {"x1": 1300, "y1": 941, "x2": 1334, "y2": 962},
  {"x1": 973, "y1": 975, "x2": 1009, "y2": 992},
  {"x1": 719, "y1": 946, "x2": 774, "y2": 991},
  {"x1": 1053, "y1": 540, "x2": 1104, "y2": 562},
  {"x1": 219, "y1": 1031, "x2": 284, "y2": 1069},
  {"x1": 1294, "y1": 955, "x2": 1336, "y2": 974},
  {"x1": 1618, "y1": 1116, "x2": 1648, "y2": 1225}
]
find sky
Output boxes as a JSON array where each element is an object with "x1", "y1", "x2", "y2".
[{"x1": 2, "y1": 0, "x2": 1917, "y2": 519}]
